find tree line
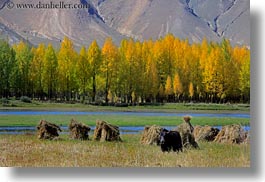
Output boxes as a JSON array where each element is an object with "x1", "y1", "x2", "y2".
[{"x1": 0, "y1": 34, "x2": 250, "y2": 104}]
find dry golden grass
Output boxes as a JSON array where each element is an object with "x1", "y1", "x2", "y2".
[{"x1": 0, "y1": 134, "x2": 250, "y2": 167}]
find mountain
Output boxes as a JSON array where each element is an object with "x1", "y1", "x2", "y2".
[
  {"x1": 0, "y1": 0, "x2": 249, "y2": 47},
  {"x1": 0, "y1": 0, "x2": 124, "y2": 48},
  {"x1": 185, "y1": 0, "x2": 250, "y2": 45},
  {"x1": 93, "y1": 0, "x2": 249, "y2": 45}
]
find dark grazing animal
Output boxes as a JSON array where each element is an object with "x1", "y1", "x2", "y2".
[{"x1": 159, "y1": 129, "x2": 183, "y2": 152}]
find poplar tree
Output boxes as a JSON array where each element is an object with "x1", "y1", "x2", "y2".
[
  {"x1": 87, "y1": 40, "x2": 102, "y2": 102},
  {"x1": 77, "y1": 46, "x2": 89, "y2": 102},
  {"x1": 43, "y1": 44, "x2": 58, "y2": 99},
  {"x1": 0, "y1": 40, "x2": 16, "y2": 98},
  {"x1": 173, "y1": 73, "x2": 183, "y2": 102},
  {"x1": 30, "y1": 43, "x2": 45, "y2": 99},
  {"x1": 13, "y1": 41, "x2": 33, "y2": 97},
  {"x1": 102, "y1": 38, "x2": 119, "y2": 103},
  {"x1": 57, "y1": 37, "x2": 77, "y2": 101}
]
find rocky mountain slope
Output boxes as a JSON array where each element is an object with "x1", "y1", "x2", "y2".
[
  {"x1": 0, "y1": 0, "x2": 249, "y2": 47},
  {"x1": 0, "y1": 0, "x2": 124, "y2": 48}
]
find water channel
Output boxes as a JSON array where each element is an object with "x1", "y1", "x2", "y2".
[
  {"x1": 0, "y1": 110, "x2": 250, "y2": 118},
  {"x1": 0, "y1": 110, "x2": 250, "y2": 135}
]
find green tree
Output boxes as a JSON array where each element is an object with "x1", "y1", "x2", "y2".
[
  {"x1": 239, "y1": 51, "x2": 250, "y2": 102},
  {"x1": 87, "y1": 40, "x2": 102, "y2": 102},
  {"x1": 77, "y1": 46, "x2": 90, "y2": 102},
  {"x1": 233, "y1": 46, "x2": 250, "y2": 102},
  {"x1": 220, "y1": 39, "x2": 240, "y2": 101},
  {"x1": 13, "y1": 41, "x2": 33, "y2": 97},
  {"x1": 30, "y1": 43, "x2": 45, "y2": 99},
  {"x1": 43, "y1": 44, "x2": 58, "y2": 99},
  {"x1": 118, "y1": 39, "x2": 137, "y2": 103},
  {"x1": 0, "y1": 40, "x2": 16, "y2": 97}
]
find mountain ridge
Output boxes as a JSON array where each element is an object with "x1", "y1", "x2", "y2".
[{"x1": 0, "y1": 0, "x2": 249, "y2": 47}]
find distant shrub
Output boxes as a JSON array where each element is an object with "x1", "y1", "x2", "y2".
[
  {"x1": 138, "y1": 103, "x2": 164, "y2": 106},
  {"x1": 114, "y1": 103, "x2": 128, "y2": 107},
  {"x1": 20, "y1": 96, "x2": 32, "y2": 103},
  {"x1": 0, "y1": 98, "x2": 9, "y2": 104}
]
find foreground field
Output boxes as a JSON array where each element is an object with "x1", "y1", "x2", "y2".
[{"x1": 0, "y1": 134, "x2": 250, "y2": 167}]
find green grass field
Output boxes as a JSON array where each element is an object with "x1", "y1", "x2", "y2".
[
  {"x1": 0, "y1": 101, "x2": 250, "y2": 127},
  {"x1": 1, "y1": 100, "x2": 250, "y2": 112},
  {"x1": 0, "y1": 134, "x2": 250, "y2": 167},
  {"x1": 0, "y1": 114, "x2": 249, "y2": 127}
]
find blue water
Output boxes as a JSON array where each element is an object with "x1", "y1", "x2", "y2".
[
  {"x1": 0, "y1": 125, "x2": 250, "y2": 135},
  {"x1": 0, "y1": 110, "x2": 250, "y2": 135},
  {"x1": 0, "y1": 110, "x2": 250, "y2": 118}
]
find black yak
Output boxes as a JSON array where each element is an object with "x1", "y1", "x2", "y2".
[{"x1": 159, "y1": 129, "x2": 183, "y2": 152}]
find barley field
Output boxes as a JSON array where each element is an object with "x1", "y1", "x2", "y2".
[{"x1": 0, "y1": 134, "x2": 250, "y2": 167}]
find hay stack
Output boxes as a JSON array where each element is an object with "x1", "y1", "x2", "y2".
[
  {"x1": 36, "y1": 120, "x2": 61, "y2": 140},
  {"x1": 140, "y1": 125, "x2": 162, "y2": 145},
  {"x1": 93, "y1": 120, "x2": 122, "y2": 142},
  {"x1": 69, "y1": 119, "x2": 91, "y2": 140},
  {"x1": 243, "y1": 131, "x2": 250, "y2": 144},
  {"x1": 177, "y1": 116, "x2": 199, "y2": 148},
  {"x1": 214, "y1": 124, "x2": 247, "y2": 144},
  {"x1": 193, "y1": 125, "x2": 220, "y2": 142}
]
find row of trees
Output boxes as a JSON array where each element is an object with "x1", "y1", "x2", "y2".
[{"x1": 0, "y1": 34, "x2": 250, "y2": 103}]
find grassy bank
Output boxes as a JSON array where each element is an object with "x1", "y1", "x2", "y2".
[
  {"x1": 0, "y1": 100, "x2": 250, "y2": 113},
  {"x1": 0, "y1": 101, "x2": 250, "y2": 127},
  {"x1": 0, "y1": 134, "x2": 250, "y2": 167},
  {"x1": 0, "y1": 114, "x2": 250, "y2": 127}
]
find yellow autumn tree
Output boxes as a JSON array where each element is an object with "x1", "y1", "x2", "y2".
[
  {"x1": 57, "y1": 37, "x2": 78, "y2": 101},
  {"x1": 102, "y1": 37, "x2": 119, "y2": 103},
  {"x1": 161, "y1": 34, "x2": 176, "y2": 78},
  {"x1": 144, "y1": 54, "x2": 159, "y2": 102},
  {"x1": 173, "y1": 73, "x2": 183, "y2": 102},
  {"x1": 4, "y1": 34, "x2": 250, "y2": 103},
  {"x1": 203, "y1": 44, "x2": 225, "y2": 102},
  {"x1": 180, "y1": 39, "x2": 192, "y2": 96},
  {"x1": 134, "y1": 41, "x2": 146, "y2": 102},
  {"x1": 30, "y1": 43, "x2": 45, "y2": 99},
  {"x1": 153, "y1": 40, "x2": 165, "y2": 86},
  {"x1": 189, "y1": 43, "x2": 203, "y2": 99},
  {"x1": 165, "y1": 75, "x2": 173, "y2": 101},
  {"x1": 189, "y1": 82, "x2": 194, "y2": 100}
]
